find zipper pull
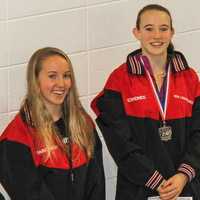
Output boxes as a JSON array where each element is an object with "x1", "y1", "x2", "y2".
[
  {"x1": 163, "y1": 120, "x2": 166, "y2": 127},
  {"x1": 71, "y1": 172, "x2": 74, "y2": 183}
]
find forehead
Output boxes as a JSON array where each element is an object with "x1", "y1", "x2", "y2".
[
  {"x1": 41, "y1": 55, "x2": 70, "y2": 72},
  {"x1": 140, "y1": 10, "x2": 171, "y2": 26}
]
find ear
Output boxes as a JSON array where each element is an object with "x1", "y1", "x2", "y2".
[{"x1": 132, "y1": 27, "x2": 141, "y2": 40}]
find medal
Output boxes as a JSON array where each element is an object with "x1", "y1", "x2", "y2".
[{"x1": 158, "y1": 121, "x2": 172, "y2": 141}]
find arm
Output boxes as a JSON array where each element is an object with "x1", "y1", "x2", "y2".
[
  {"x1": 161, "y1": 95, "x2": 200, "y2": 199},
  {"x1": 175, "y1": 74, "x2": 200, "y2": 182},
  {"x1": 84, "y1": 130, "x2": 105, "y2": 200},
  {"x1": 158, "y1": 77, "x2": 200, "y2": 199},
  {"x1": 93, "y1": 89, "x2": 164, "y2": 191},
  {"x1": 177, "y1": 95, "x2": 200, "y2": 179},
  {"x1": 0, "y1": 140, "x2": 55, "y2": 200}
]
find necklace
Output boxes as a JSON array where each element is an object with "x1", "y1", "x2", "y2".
[
  {"x1": 154, "y1": 71, "x2": 166, "y2": 90},
  {"x1": 155, "y1": 71, "x2": 166, "y2": 79}
]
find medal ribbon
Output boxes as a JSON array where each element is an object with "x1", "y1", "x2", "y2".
[{"x1": 140, "y1": 56, "x2": 170, "y2": 122}]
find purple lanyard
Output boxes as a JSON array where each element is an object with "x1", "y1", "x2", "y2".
[{"x1": 140, "y1": 55, "x2": 168, "y2": 111}]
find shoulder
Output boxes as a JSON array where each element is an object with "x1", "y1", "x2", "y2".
[
  {"x1": 175, "y1": 67, "x2": 200, "y2": 98},
  {"x1": 0, "y1": 113, "x2": 34, "y2": 148},
  {"x1": 108, "y1": 63, "x2": 128, "y2": 80},
  {"x1": 179, "y1": 67, "x2": 200, "y2": 85},
  {"x1": 187, "y1": 67, "x2": 199, "y2": 80},
  {"x1": 170, "y1": 50, "x2": 199, "y2": 84},
  {"x1": 105, "y1": 63, "x2": 128, "y2": 91},
  {"x1": 91, "y1": 64, "x2": 127, "y2": 116}
]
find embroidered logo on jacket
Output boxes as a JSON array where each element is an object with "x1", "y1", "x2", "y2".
[
  {"x1": 173, "y1": 95, "x2": 193, "y2": 105},
  {"x1": 36, "y1": 145, "x2": 58, "y2": 155},
  {"x1": 127, "y1": 95, "x2": 146, "y2": 103}
]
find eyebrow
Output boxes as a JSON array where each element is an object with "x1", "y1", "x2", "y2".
[
  {"x1": 47, "y1": 70, "x2": 71, "y2": 73},
  {"x1": 143, "y1": 24, "x2": 170, "y2": 28}
]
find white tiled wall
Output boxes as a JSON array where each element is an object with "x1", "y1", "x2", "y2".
[
  {"x1": 1, "y1": 0, "x2": 200, "y2": 199},
  {"x1": 0, "y1": 69, "x2": 8, "y2": 113},
  {"x1": 8, "y1": 10, "x2": 86, "y2": 65},
  {"x1": 7, "y1": 0, "x2": 85, "y2": 19},
  {"x1": 8, "y1": 64, "x2": 26, "y2": 111}
]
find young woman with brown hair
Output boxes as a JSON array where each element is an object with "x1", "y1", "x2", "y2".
[{"x1": 91, "y1": 4, "x2": 200, "y2": 200}]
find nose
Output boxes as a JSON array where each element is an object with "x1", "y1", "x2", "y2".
[
  {"x1": 153, "y1": 29, "x2": 161, "y2": 39},
  {"x1": 57, "y1": 77, "x2": 65, "y2": 87}
]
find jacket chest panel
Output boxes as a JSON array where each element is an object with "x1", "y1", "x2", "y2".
[
  {"x1": 167, "y1": 76, "x2": 193, "y2": 119},
  {"x1": 121, "y1": 75, "x2": 193, "y2": 120},
  {"x1": 121, "y1": 76, "x2": 159, "y2": 119},
  {"x1": 35, "y1": 142, "x2": 88, "y2": 170}
]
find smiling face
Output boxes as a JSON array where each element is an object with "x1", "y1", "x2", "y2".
[
  {"x1": 133, "y1": 10, "x2": 174, "y2": 58},
  {"x1": 38, "y1": 55, "x2": 72, "y2": 113}
]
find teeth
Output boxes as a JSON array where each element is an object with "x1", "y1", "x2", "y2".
[
  {"x1": 53, "y1": 91, "x2": 65, "y2": 95},
  {"x1": 151, "y1": 42, "x2": 163, "y2": 46}
]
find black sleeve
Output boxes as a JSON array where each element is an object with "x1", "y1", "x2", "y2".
[
  {"x1": 178, "y1": 96, "x2": 200, "y2": 179},
  {"x1": 95, "y1": 90, "x2": 164, "y2": 190},
  {"x1": 0, "y1": 140, "x2": 55, "y2": 200},
  {"x1": 84, "y1": 130, "x2": 105, "y2": 200}
]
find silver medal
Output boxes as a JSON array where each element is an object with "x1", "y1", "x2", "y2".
[{"x1": 158, "y1": 125, "x2": 172, "y2": 141}]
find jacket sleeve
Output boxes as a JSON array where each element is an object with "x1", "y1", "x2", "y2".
[
  {"x1": 84, "y1": 130, "x2": 105, "y2": 200},
  {"x1": 0, "y1": 140, "x2": 55, "y2": 200},
  {"x1": 92, "y1": 87, "x2": 165, "y2": 191},
  {"x1": 177, "y1": 77, "x2": 200, "y2": 181}
]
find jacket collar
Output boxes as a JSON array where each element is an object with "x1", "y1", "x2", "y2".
[{"x1": 126, "y1": 49, "x2": 189, "y2": 75}]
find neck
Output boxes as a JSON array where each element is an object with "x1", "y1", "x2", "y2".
[
  {"x1": 45, "y1": 104, "x2": 62, "y2": 122},
  {"x1": 143, "y1": 53, "x2": 167, "y2": 75},
  {"x1": 142, "y1": 52, "x2": 168, "y2": 90}
]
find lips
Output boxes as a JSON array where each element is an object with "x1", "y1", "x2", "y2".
[
  {"x1": 52, "y1": 90, "x2": 66, "y2": 95},
  {"x1": 150, "y1": 42, "x2": 164, "y2": 47}
]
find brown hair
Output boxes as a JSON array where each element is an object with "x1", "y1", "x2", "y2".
[{"x1": 136, "y1": 4, "x2": 174, "y2": 53}]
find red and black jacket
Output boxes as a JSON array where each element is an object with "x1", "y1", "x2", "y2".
[
  {"x1": 91, "y1": 49, "x2": 200, "y2": 199},
  {"x1": 0, "y1": 113, "x2": 105, "y2": 200}
]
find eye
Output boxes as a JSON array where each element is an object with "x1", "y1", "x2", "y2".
[
  {"x1": 145, "y1": 27, "x2": 153, "y2": 32},
  {"x1": 63, "y1": 73, "x2": 71, "y2": 79},
  {"x1": 48, "y1": 74, "x2": 57, "y2": 79},
  {"x1": 160, "y1": 27, "x2": 169, "y2": 32}
]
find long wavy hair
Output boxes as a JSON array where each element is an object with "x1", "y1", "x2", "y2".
[
  {"x1": 21, "y1": 47, "x2": 95, "y2": 159},
  {"x1": 136, "y1": 4, "x2": 174, "y2": 54}
]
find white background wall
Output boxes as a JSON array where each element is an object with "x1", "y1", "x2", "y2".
[{"x1": 0, "y1": 0, "x2": 200, "y2": 199}]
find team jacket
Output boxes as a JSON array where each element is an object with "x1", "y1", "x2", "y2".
[
  {"x1": 0, "y1": 113, "x2": 105, "y2": 200},
  {"x1": 91, "y1": 49, "x2": 200, "y2": 199}
]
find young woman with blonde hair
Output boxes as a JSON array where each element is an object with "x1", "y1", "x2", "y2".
[{"x1": 0, "y1": 47, "x2": 105, "y2": 200}]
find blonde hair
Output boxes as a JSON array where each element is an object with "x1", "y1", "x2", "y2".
[{"x1": 21, "y1": 47, "x2": 95, "y2": 159}]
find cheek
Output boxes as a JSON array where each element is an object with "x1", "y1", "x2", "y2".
[
  {"x1": 141, "y1": 34, "x2": 152, "y2": 41},
  {"x1": 65, "y1": 79, "x2": 72, "y2": 88},
  {"x1": 39, "y1": 81, "x2": 52, "y2": 94},
  {"x1": 163, "y1": 32, "x2": 173, "y2": 40}
]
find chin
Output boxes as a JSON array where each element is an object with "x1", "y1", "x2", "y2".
[
  {"x1": 50, "y1": 99, "x2": 65, "y2": 106},
  {"x1": 143, "y1": 47, "x2": 166, "y2": 57},
  {"x1": 148, "y1": 49, "x2": 167, "y2": 57}
]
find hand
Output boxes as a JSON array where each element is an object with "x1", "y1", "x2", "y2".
[
  {"x1": 158, "y1": 173, "x2": 188, "y2": 200},
  {"x1": 157, "y1": 179, "x2": 166, "y2": 193}
]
